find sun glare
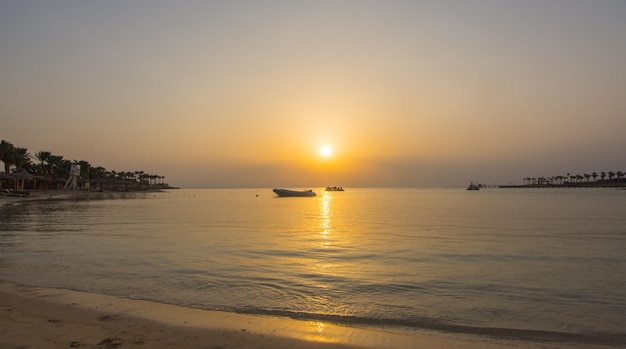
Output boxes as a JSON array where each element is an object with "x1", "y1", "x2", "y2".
[{"x1": 320, "y1": 146, "x2": 332, "y2": 157}]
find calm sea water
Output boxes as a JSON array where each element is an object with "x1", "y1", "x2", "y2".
[{"x1": 1, "y1": 188, "x2": 625, "y2": 346}]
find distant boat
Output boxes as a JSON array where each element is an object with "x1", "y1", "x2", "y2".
[
  {"x1": 325, "y1": 186, "x2": 344, "y2": 191},
  {"x1": 466, "y1": 182, "x2": 480, "y2": 191},
  {"x1": 273, "y1": 188, "x2": 317, "y2": 197}
]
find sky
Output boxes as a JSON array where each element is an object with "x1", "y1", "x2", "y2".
[{"x1": 1, "y1": 0, "x2": 625, "y2": 188}]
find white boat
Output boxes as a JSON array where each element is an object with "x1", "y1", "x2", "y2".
[{"x1": 273, "y1": 188, "x2": 317, "y2": 197}]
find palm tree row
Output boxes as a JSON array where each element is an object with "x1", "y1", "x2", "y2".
[
  {"x1": 522, "y1": 171, "x2": 625, "y2": 186},
  {"x1": 1, "y1": 139, "x2": 167, "y2": 186}
]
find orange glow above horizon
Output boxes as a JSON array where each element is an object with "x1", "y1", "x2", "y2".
[{"x1": 4, "y1": 2, "x2": 626, "y2": 188}]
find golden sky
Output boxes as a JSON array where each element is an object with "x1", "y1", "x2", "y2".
[{"x1": 2, "y1": 1, "x2": 625, "y2": 187}]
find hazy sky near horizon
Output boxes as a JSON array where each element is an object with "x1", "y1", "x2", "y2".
[{"x1": 2, "y1": 1, "x2": 625, "y2": 187}]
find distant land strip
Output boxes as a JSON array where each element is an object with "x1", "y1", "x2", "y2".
[{"x1": 500, "y1": 179, "x2": 626, "y2": 188}]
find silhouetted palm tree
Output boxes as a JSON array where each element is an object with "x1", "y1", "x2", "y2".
[
  {"x1": 34, "y1": 150, "x2": 52, "y2": 176},
  {"x1": 1, "y1": 140, "x2": 16, "y2": 173},
  {"x1": 91, "y1": 166, "x2": 107, "y2": 179},
  {"x1": 14, "y1": 147, "x2": 31, "y2": 172},
  {"x1": 47, "y1": 155, "x2": 67, "y2": 177}
]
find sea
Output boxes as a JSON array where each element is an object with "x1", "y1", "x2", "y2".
[{"x1": 1, "y1": 188, "x2": 625, "y2": 347}]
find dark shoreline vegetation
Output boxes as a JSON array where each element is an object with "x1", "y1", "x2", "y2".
[
  {"x1": 0, "y1": 139, "x2": 176, "y2": 192},
  {"x1": 500, "y1": 171, "x2": 626, "y2": 188}
]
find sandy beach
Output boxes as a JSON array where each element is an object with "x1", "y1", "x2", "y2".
[
  {"x1": 1, "y1": 280, "x2": 370, "y2": 349},
  {"x1": 0, "y1": 280, "x2": 514, "y2": 349},
  {"x1": 1, "y1": 279, "x2": 608, "y2": 349}
]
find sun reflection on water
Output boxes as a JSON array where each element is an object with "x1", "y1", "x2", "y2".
[
  {"x1": 311, "y1": 192, "x2": 334, "y2": 289},
  {"x1": 320, "y1": 192, "x2": 332, "y2": 247},
  {"x1": 321, "y1": 192, "x2": 331, "y2": 227},
  {"x1": 315, "y1": 321, "x2": 326, "y2": 333}
]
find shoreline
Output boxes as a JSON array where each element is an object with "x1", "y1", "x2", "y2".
[
  {"x1": 0, "y1": 280, "x2": 527, "y2": 349},
  {"x1": 0, "y1": 280, "x2": 369, "y2": 349},
  {"x1": 0, "y1": 189, "x2": 167, "y2": 207},
  {"x1": 0, "y1": 280, "x2": 611, "y2": 349}
]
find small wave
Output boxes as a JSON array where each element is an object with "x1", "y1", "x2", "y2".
[{"x1": 235, "y1": 307, "x2": 626, "y2": 346}]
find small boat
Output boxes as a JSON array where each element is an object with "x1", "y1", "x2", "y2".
[
  {"x1": 273, "y1": 188, "x2": 317, "y2": 197},
  {"x1": 466, "y1": 182, "x2": 480, "y2": 191},
  {"x1": 325, "y1": 186, "x2": 344, "y2": 191}
]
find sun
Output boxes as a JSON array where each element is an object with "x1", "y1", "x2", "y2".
[{"x1": 320, "y1": 145, "x2": 332, "y2": 157}]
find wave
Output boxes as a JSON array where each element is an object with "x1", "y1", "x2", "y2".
[
  {"x1": 234, "y1": 307, "x2": 626, "y2": 347},
  {"x1": 32, "y1": 282, "x2": 626, "y2": 347}
]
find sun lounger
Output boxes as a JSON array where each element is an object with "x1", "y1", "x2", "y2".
[{"x1": 2, "y1": 189, "x2": 30, "y2": 197}]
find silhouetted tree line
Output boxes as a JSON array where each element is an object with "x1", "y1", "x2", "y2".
[
  {"x1": 522, "y1": 171, "x2": 625, "y2": 186},
  {"x1": 1, "y1": 139, "x2": 167, "y2": 187}
]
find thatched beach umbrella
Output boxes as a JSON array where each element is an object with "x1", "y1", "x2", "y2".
[{"x1": 10, "y1": 170, "x2": 35, "y2": 190}]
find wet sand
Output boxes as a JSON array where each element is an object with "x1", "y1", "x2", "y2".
[
  {"x1": 1, "y1": 280, "x2": 604, "y2": 349},
  {"x1": 0, "y1": 280, "x2": 468, "y2": 349},
  {"x1": 1, "y1": 281, "x2": 370, "y2": 349}
]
